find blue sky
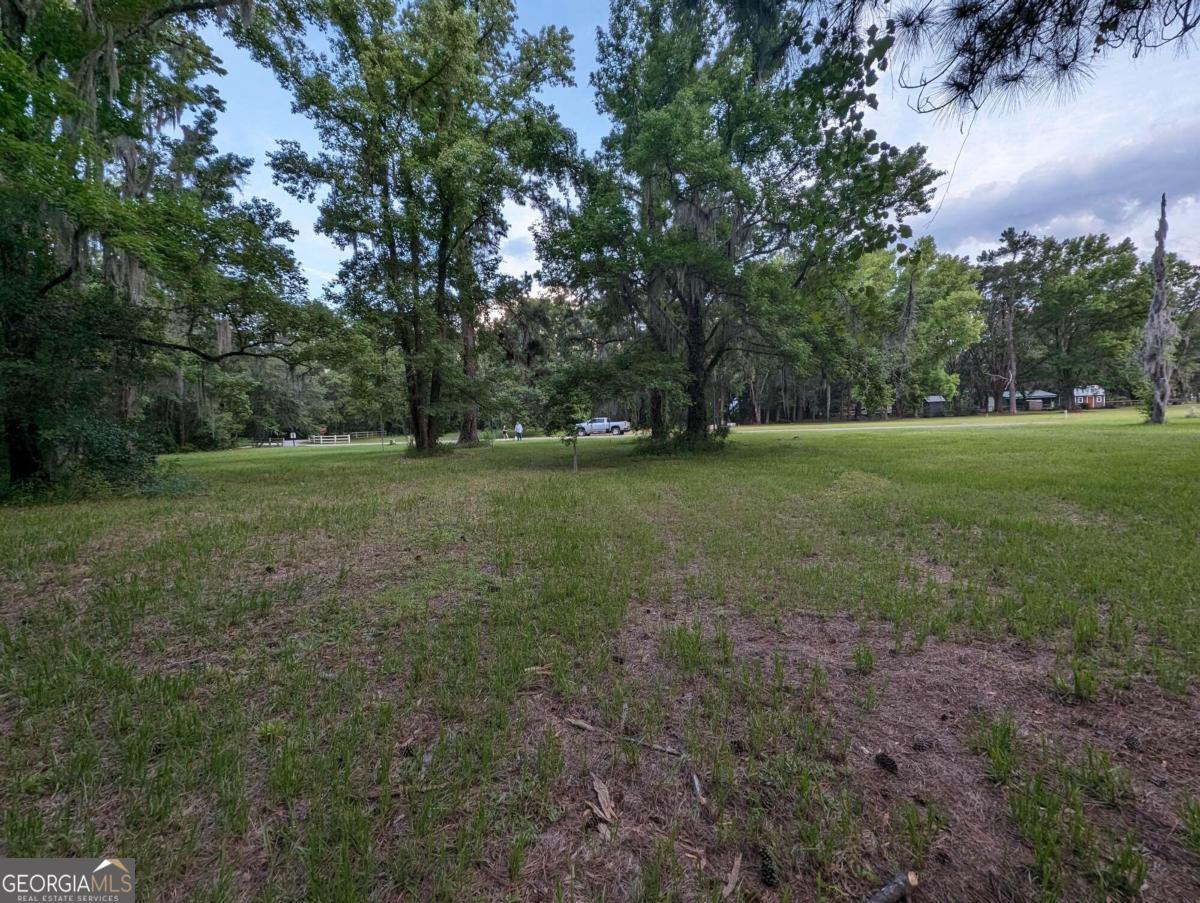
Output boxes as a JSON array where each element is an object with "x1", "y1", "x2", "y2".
[{"x1": 204, "y1": 5, "x2": 1200, "y2": 296}]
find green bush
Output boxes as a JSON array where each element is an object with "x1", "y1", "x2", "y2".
[
  {"x1": 1, "y1": 415, "x2": 193, "y2": 503},
  {"x1": 635, "y1": 428, "x2": 730, "y2": 457},
  {"x1": 49, "y1": 415, "x2": 156, "y2": 487}
]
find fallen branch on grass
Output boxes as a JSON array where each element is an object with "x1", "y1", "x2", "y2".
[
  {"x1": 564, "y1": 716, "x2": 683, "y2": 757},
  {"x1": 722, "y1": 853, "x2": 742, "y2": 899},
  {"x1": 865, "y1": 871, "x2": 919, "y2": 903},
  {"x1": 589, "y1": 773, "x2": 618, "y2": 823}
]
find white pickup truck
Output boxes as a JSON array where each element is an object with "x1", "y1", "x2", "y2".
[{"x1": 575, "y1": 416, "x2": 631, "y2": 436}]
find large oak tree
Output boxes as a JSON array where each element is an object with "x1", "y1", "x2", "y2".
[
  {"x1": 541, "y1": 0, "x2": 937, "y2": 441},
  {"x1": 1, "y1": 0, "x2": 313, "y2": 485},
  {"x1": 256, "y1": 0, "x2": 575, "y2": 450}
]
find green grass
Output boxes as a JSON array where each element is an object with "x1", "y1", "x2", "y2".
[
  {"x1": 967, "y1": 709, "x2": 1021, "y2": 785},
  {"x1": 1179, "y1": 796, "x2": 1200, "y2": 854},
  {"x1": 852, "y1": 643, "x2": 875, "y2": 675},
  {"x1": 980, "y1": 736, "x2": 1144, "y2": 901},
  {"x1": 1, "y1": 407, "x2": 1198, "y2": 898}
]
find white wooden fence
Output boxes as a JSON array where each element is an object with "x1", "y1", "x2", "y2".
[{"x1": 253, "y1": 430, "x2": 383, "y2": 447}]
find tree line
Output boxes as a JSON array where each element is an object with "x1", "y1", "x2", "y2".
[{"x1": 2, "y1": 0, "x2": 1196, "y2": 488}]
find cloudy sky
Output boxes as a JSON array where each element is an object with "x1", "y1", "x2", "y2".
[{"x1": 204, "y1": 2, "x2": 1200, "y2": 294}]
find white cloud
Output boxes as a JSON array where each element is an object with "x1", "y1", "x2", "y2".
[
  {"x1": 499, "y1": 199, "x2": 543, "y2": 278},
  {"x1": 871, "y1": 50, "x2": 1200, "y2": 259},
  {"x1": 208, "y1": 17, "x2": 1200, "y2": 294},
  {"x1": 923, "y1": 120, "x2": 1200, "y2": 253}
]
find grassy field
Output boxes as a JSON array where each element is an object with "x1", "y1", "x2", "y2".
[{"x1": 2, "y1": 408, "x2": 1199, "y2": 900}]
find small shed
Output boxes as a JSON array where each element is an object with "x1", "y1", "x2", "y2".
[
  {"x1": 1025, "y1": 389, "x2": 1058, "y2": 411},
  {"x1": 1002, "y1": 389, "x2": 1058, "y2": 411},
  {"x1": 1074, "y1": 385, "x2": 1106, "y2": 409},
  {"x1": 924, "y1": 395, "x2": 948, "y2": 416}
]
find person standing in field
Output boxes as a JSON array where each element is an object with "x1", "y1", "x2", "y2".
[{"x1": 514, "y1": 421, "x2": 524, "y2": 441}]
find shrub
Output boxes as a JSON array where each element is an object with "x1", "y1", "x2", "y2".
[
  {"x1": 635, "y1": 427, "x2": 730, "y2": 457},
  {"x1": 1, "y1": 416, "x2": 206, "y2": 503},
  {"x1": 44, "y1": 415, "x2": 156, "y2": 489}
]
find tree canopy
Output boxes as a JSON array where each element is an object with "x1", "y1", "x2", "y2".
[
  {"x1": 0, "y1": 0, "x2": 323, "y2": 486},
  {"x1": 838, "y1": 0, "x2": 1199, "y2": 112},
  {"x1": 251, "y1": 0, "x2": 576, "y2": 451},
  {"x1": 540, "y1": 0, "x2": 937, "y2": 441},
  {"x1": 1, "y1": 0, "x2": 1195, "y2": 490}
]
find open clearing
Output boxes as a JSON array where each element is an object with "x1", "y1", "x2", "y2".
[{"x1": 2, "y1": 408, "x2": 1199, "y2": 901}]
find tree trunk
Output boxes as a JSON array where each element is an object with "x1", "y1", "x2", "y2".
[
  {"x1": 405, "y1": 362, "x2": 436, "y2": 451},
  {"x1": 748, "y1": 364, "x2": 764, "y2": 424},
  {"x1": 684, "y1": 363, "x2": 708, "y2": 440},
  {"x1": 427, "y1": 363, "x2": 443, "y2": 448},
  {"x1": 458, "y1": 312, "x2": 479, "y2": 444},
  {"x1": 683, "y1": 295, "x2": 709, "y2": 441},
  {"x1": 649, "y1": 388, "x2": 668, "y2": 440},
  {"x1": 4, "y1": 413, "x2": 41, "y2": 485},
  {"x1": 458, "y1": 406, "x2": 478, "y2": 445},
  {"x1": 1005, "y1": 305, "x2": 1018, "y2": 415},
  {"x1": 1144, "y1": 194, "x2": 1175, "y2": 424}
]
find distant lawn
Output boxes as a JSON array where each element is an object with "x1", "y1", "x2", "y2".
[
  {"x1": 2, "y1": 407, "x2": 1198, "y2": 900},
  {"x1": 730, "y1": 405, "x2": 1144, "y2": 431}
]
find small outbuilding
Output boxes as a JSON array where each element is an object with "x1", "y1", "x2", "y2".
[
  {"x1": 924, "y1": 395, "x2": 948, "y2": 416},
  {"x1": 1025, "y1": 389, "x2": 1058, "y2": 411},
  {"x1": 1002, "y1": 389, "x2": 1059, "y2": 411},
  {"x1": 1074, "y1": 385, "x2": 1106, "y2": 408}
]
